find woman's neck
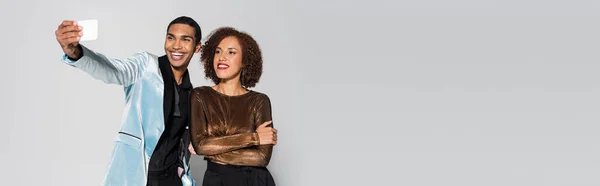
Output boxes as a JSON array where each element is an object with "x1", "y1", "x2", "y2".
[{"x1": 213, "y1": 79, "x2": 248, "y2": 96}]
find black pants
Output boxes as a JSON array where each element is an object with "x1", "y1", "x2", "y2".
[
  {"x1": 147, "y1": 164, "x2": 182, "y2": 186},
  {"x1": 203, "y1": 161, "x2": 276, "y2": 186}
]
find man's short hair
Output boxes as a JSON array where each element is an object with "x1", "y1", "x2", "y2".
[{"x1": 167, "y1": 16, "x2": 202, "y2": 44}]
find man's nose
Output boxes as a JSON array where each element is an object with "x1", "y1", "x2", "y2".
[{"x1": 173, "y1": 40, "x2": 182, "y2": 49}]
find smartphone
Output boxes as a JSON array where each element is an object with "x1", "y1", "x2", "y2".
[{"x1": 77, "y1": 19, "x2": 98, "y2": 41}]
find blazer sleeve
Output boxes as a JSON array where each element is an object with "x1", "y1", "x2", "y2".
[{"x1": 61, "y1": 45, "x2": 149, "y2": 87}]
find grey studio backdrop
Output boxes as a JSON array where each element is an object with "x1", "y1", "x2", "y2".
[{"x1": 1, "y1": 0, "x2": 600, "y2": 185}]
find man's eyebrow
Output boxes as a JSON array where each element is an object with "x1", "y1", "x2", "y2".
[{"x1": 166, "y1": 33, "x2": 194, "y2": 39}]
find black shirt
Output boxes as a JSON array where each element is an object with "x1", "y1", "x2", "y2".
[{"x1": 148, "y1": 67, "x2": 193, "y2": 172}]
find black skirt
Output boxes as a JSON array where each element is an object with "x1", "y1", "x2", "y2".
[{"x1": 202, "y1": 161, "x2": 276, "y2": 186}]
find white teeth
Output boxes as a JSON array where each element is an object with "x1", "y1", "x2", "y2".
[
  {"x1": 218, "y1": 65, "x2": 228, "y2": 68},
  {"x1": 171, "y1": 53, "x2": 183, "y2": 60}
]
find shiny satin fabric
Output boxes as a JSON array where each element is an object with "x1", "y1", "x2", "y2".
[
  {"x1": 190, "y1": 86, "x2": 274, "y2": 167},
  {"x1": 61, "y1": 45, "x2": 195, "y2": 186}
]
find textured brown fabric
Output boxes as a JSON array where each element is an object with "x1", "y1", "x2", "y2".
[{"x1": 190, "y1": 86, "x2": 273, "y2": 167}]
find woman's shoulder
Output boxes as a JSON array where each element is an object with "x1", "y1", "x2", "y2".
[
  {"x1": 192, "y1": 86, "x2": 212, "y2": 91},
  {"x1": 247, "y1": 90, "x2": 271, "y2": 103},
  {"x1": 192, "y1": 86, "x2": 214, "y2": 96}
]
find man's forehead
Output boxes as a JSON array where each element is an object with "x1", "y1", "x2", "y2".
[
  {"x1": 167, "y1": 32, "x2": 194, "y2": 38},
  {"x1": 167, "y1": 24, "x2": 195, "y2": 37}
]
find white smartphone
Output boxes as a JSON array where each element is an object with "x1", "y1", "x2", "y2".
[{"x1": 77, "y1": 19, "x2": 98, "y2": 41}]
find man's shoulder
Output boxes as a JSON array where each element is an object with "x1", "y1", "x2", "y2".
[{"x1": 133, "y1": 51, "x2": 159, "y2": 62}]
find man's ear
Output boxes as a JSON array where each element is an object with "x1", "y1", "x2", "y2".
[{"x1": 194, "y1": 43, "x2": 202, "y2": 53}]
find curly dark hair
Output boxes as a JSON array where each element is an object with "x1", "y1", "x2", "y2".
[{"x1": 200, "y1": 27, "x2": 263, "y2": 88}]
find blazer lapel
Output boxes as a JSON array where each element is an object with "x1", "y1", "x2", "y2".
[{"x1": 159, "y1": 55, "x2": 174, "y2": 125}]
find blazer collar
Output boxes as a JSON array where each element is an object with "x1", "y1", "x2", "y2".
[{"x1": 158, "y1": 55, "x2": 175, "y2": 123}]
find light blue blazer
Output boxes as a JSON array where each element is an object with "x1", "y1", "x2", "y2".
[{"x1": 61, "y1": 45, "x2": 196, "y2": 186}]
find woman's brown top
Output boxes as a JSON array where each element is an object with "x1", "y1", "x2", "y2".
[{"x1": 189, "y1": 86, "x2": 273, "y2": 167}]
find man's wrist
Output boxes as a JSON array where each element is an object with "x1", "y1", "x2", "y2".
[{"x1": 66, "y1": 45, "x2": 83, "y2": 61}]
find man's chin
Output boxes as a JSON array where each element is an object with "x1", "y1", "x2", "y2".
[{"x1": 170, "y1": 62, "x2": 190, "y2": 70}]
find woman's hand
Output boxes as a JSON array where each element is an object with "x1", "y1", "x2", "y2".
[
  {"x1": 256, "y1": 121, "x2": 277, "y2": 145},
  {"x1": 188, "y1": 144, "x2": 197, "y2": 155}
]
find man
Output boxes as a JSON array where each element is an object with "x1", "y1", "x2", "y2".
[{"x1": 55, "y1": 16, "x2": 201, "y2": 186}]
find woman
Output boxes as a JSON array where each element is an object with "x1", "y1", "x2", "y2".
[{"x1": 189, "y1": 27, "x2": 278, "y2": 186}]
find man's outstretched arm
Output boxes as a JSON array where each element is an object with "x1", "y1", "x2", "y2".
[{"x1": 55, "y1": 20, "x2": 149, "y2": 87}]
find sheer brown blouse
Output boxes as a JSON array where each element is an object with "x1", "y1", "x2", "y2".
[{"x1": 189, "y1": 86, "x2": 273, "y2": 167}]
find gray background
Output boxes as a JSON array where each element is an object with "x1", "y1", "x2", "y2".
[{"x1": 1, "y1": 0, "x2": 600, "y2": 185}]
